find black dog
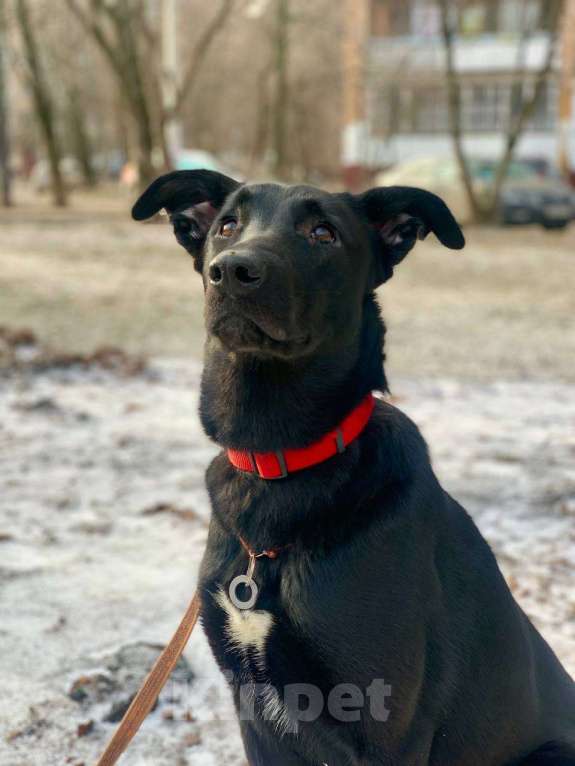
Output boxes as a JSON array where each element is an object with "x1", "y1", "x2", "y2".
[{"x1": 133, "y1": 171, "x2": 575, "y2": 765}]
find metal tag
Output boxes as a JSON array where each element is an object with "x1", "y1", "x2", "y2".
[{"x1": 229, "y1": 554, "x2": 258, "y2": 610}]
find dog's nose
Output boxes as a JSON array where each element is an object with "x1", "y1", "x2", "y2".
[{"x1": 208, "y1": 253, "x2": 266, "y2": 296}]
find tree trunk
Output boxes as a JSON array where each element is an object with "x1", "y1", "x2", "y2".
[
  {"x1": 65, "y1": 0, "x2": 234, "y2": 185},
  {"x1": 113, "y1": 4, "x2": 157, "y2": 184},
  {"x1": 0, "y1": 0, "x2": 12, "y2": 206},
  {"x1": 438, "y1": 0, "x2": 564, "y2": 224},
  {"x1": 129, "y1": 87, "x2": 156, "y2": 185},
  {"x1": 67, "y1": 86, "x2": 96, "y2": 187},
  {"x1": 16, "y1": 0, "x2": 67, "y2": 206},
  {"x1": 438, "y1": 0, "x2": 487, "y2": 221},
  {"x1": 487, "y1": 1, "x2": 563, "y2": 214},
  {"x1": 272, "y1": 0, "x2": 289, "y2": 179},
  {"x1": 64, "y1": 0, "x2": 158, "y2": 186},
  {"x1": 250, "y1": 66, "x2": 271, "y2": 172}
]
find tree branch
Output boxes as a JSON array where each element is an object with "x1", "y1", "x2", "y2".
[
  {"x1": 15, "y1": 0, "x2": 67, "y2": 205},
  {"x1": 65, "y1": 0, "x2": 157, "y2": 182},
  {"x1": 172, "y1": 0, "x2": 234, "y2": 118},
  {"x1": 64, "y1": 0, "x2": 123, "y2": 80},
  {"x1": 438, "y1": 0, "x2": 564, "y2": 222},
  {"x1": 437, "y1": 0, "x2": 484, "y2": 219},
  {"x1": 490, "y1": 1, "x2": 563, "y2": 207}
]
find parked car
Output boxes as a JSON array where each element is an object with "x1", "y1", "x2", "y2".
[
  {"x1": 175, "y1": 149, "x2": 228, "y2": 173},
  {"x1": 376, "y1": 157, "x2": 574, "y2": 229}
]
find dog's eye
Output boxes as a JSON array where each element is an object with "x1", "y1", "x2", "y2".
[
  {"x1": 309, "y1": 224, "x2": 336, "y2": 245},
  {"x1": 218, "y1": 218, "x2": 238, "y2": 238}
]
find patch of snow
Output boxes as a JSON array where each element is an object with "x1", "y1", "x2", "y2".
[{"x1": 0, "y1": 362, "x2": 573, "y2": 764}]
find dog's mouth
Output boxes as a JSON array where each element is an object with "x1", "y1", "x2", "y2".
[{"x1": 209, "y1": 312, "x2": 310, "y2": 357}]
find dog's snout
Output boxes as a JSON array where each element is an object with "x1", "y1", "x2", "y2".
[{"x1": 208, "y1": 253, "x2": 266, "y2": 296}]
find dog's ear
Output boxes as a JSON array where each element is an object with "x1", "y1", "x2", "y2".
[
  {"x1": 131, "y1": 170, "x2": 241, "y2": 272},
  {"x1": 356, "y1": 186, "x2": 465, "y2": 286}
]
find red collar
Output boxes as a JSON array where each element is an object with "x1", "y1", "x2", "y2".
[{"x1": 227, "y1": 393, "x2": 375, "y2": 480}]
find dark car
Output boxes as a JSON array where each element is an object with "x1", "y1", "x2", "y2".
[
  {"x1": 377, "y1": 157, "x2": 574, "y2": 229},
  {"x1": 476, "y1": 159, "x2": 574, "y2": 230}
]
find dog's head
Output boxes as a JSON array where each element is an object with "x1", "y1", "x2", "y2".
[{"x1": 133, "y1": 170, "x2": 464, "y2": 360}]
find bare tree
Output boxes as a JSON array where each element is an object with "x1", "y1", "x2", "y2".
[
  {"x1": 249, "y1": 64, "x2": 273, "y2": 172},
  {"x1": 66, "y1": 85, "x2": 97, "y2": 187},
  {"x1": 0, "y1": 0, "x2": 12, "y2": 206},
  {"x1": 15, "y1": 0, "x2": 67, "y2": 206},
  {"x1": 65, "y1": 0, "x2": 234, "y2": 185},
  {"x1": 5, "y1": 0, "x2": 344, "y2": 195},
  {"x1": 438, "y1": 0, "x2": 564, "y2": 222},
  {"x1": 64, "y1": 0, "x2": 157, "y2": 184},
  {"x1": 170, "y1": 0, "x2": 234, "y2": 119},
  {"x1": 272, "y1": 0, "x2": 289, "y2": 178}
]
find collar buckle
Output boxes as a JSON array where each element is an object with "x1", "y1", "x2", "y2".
[
  {"x1": 248, "y1": 450, "x2": 289, "y2": 479},
  {"x1": 275, "y1": 451, "x2": 288, "y2": 479}
]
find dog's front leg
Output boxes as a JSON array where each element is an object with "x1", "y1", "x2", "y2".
[{"x1": 240, "y1": 722, "x2": 312, "y2": 766}]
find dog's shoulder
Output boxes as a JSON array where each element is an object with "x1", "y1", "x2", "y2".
[{"x1": 365, "y1": 398, "x2": 433, "y2": 484}]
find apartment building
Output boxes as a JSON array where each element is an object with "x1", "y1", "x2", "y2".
[{"x1": 342, "y1": 0, "x2": 575, "y2": 176}]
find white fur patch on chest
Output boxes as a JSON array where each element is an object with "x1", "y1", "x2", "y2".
[{"x1": 214, "y1": 587, "x2": 274, "y2": 654}]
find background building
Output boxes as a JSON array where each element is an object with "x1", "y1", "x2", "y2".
[{"x1": 343, "y1": 0, "x2": 575, "y2": 177}]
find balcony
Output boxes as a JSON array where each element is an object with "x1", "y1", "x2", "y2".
[{"x1": 369, "y1": 31, "x2": 555, "y2": 76}]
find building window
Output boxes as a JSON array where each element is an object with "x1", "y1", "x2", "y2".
[
  {"x1": 370, "y1": 0, "x2": 411, "y2": 37},
  {"x1": 461, "y1": 82, "x2": 512, "y2": 132},
  {"x1": 371, "y1": 0, "x2": 441, "y2": 37},
  {"x1": 538, "y1": 0, "x2": 563, "y2": 31},
  {"x1": 373, "y1": 77, "x2": 557, "y2": 136},
  {"x1": 370, "y1": 0, "x2": 390, "y2": 37},
  {"x1": 507, "y1": 78, "x2": 557, "y2": 131},
  {"x1": 370, "y1": 84, "x2": 402, "y2": 137},
  {"x1": 389, "y1": 0, "x2": 411, "y2": 35},
  {"x1": 370, "y1": 0, "x2": 442, "y2": 38},
  {"x1": 458, "y1": 1, "x2": 499, "y2": 36},
  {"x1": 410, "y1": 1, "x2": 441, "y2": 37},
  {"x1": 498, "y1": 0, "x2": 550, "y2": 35},
  {"x1": 412, "y1": 86, "x2": 449, "y2": 132},
  {"x1": 522, "y1": 80, "x2": 557, "y2": 130},
  {"x1": 370, "y1": 0, "x2": 558, "y2": 40},
  {"x1": 462, "y1": 79, "x2": 556, "y2": 133}
]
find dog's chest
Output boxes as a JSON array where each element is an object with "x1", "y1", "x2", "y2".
[
  {"x1": 204, "y1": 559, "x2": 309, "y2": 681},
  {"x1": 208, "y1": 582, "x2": 316, "y2": 738},
  {"x1": 213, "y1": 587, "x2": 275, "y2": 657}
]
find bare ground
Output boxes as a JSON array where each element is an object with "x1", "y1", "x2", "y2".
[{"x1": 1, "y1": 200, "x2": 574, "y2": 381}]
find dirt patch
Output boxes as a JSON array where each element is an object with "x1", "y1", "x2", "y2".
[
  {"x1": 1, "y1": 207, "x2": 574, "y2": 381},
  {"x1": 0, "y1": 326, "x2": 147, "y2": 376}
]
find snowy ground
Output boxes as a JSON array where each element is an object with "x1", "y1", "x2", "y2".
[{"x1": 0, "y1": 359, "x2": 573, "y2": 766}]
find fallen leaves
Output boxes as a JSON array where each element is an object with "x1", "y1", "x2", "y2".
[
  {"x1": 141, "y1": 502, "x2": 203, "y2": 524},
  {"x1": 76, "y1": 720, "x2": 94, "y2": 738},
  {"x1": 0, "y1": 326, "x2": 147, "y2": 376}
]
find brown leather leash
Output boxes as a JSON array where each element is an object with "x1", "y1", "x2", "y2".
[
  {"x1": 95, "y1": 590, "x2": 201, "y2": 766},
  {"x1": 94, "y1": 540, "x2": 288, "y2": 764}
]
